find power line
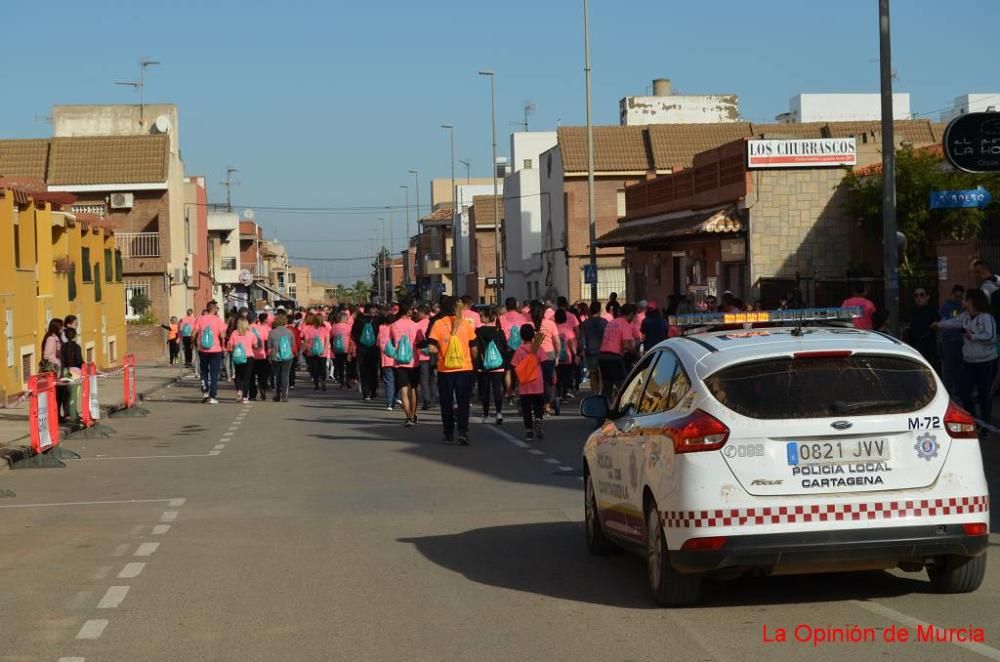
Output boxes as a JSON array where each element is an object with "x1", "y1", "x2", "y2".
[{"x1": 289, "y1": 255, "x2": 374, "y2": 262}]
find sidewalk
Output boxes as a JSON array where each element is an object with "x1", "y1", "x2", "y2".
[{"x1": 0, "y1": 362, "x2": 193, "y2": 454}]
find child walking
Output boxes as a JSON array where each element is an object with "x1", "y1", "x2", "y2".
[{"x1": 510, "y1": 324, "x2": 548, "y2": 441}]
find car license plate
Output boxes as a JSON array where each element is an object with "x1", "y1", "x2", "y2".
[{"x1": 786, "y1": 439, "x2": 890, "y2": 465}]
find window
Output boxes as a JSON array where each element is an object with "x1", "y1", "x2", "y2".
[
  {"x1": 523, "y1": 159, "x2": 533, "y2": 170},
  {"x1": 124, "y1": 280, "x2": 151, "y2": 320},
  {"x1": 108, "y1": 337, "x2": 117, "y2": 362},
  {"x1": 86, "y1": 344, "x2": 94, "y2": 364},
  {"x1": 68, "y1": 262, "x2": 77, "y2": 301},
  {"x1": 617, "y1": 189, "x2": 626, "y2": 218},
  {"x1": 614, "y1": 354, "x2": 658, "y2": 418},
  {"x1": 104, "y1": 249, "x2": 113, "y2": 282},
  {"x1": 221, "y1": 257, "x2": 237, "y2": 270},
  {"x1": 13, "y1": 225, "x2": 20, "y2": 269},
  {"x1": 115, "y1": 250, "x2": 124, "y2": 282},
  {"x1": 21, "y1": 350, "x2": 33, "y2": 385},
  {"x1": 638, "y1": 351, "x2": 682, "y2": 415},
  {"x1": 94, "y1": 265, "x2": 102, "y2": 302},
  {"x1": 4, "y1": 310, "x2": 12, "y2": 368},
  {"x1": 288, "y1": 272, "x2": 297, "y2": 284},
  {"x1": 704, "y1": 354, "x2": 937, "y2": 420},
  {"x1": 81, "y1": 247, "x2": 92, "y2": 282}
]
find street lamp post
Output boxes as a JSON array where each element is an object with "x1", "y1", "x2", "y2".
[
  {"x1": 479, "y1": 70, "x2": 501, "y2": 304},
  {"x1": 459, "y1": 160, "x2": 471, "y2": 184},
  {"x1": 440, "y1": 126, "x2": 456, "y2": 295},
  {"x1": 583, "y1": 0, "x2": 598, "y2": 303},
  {"x1": 378, "y1": 217, "x2": 386, "y2": 303},
  {"x1": 879, "y1": 0, "x2": 899, "y2": 334},
  {"x1": 400, "y1": 185, "x2": 409, "y2": 288}
]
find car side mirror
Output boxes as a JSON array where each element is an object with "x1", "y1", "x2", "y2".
[{"x1": 580, "y1": 395, "x2": 610, "y2": 420}]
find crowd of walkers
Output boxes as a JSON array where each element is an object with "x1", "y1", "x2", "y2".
[{"x1": 177, "y1": 292, "x2": 678, "y2": 444}]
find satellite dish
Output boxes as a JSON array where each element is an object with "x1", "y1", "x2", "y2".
[
  {"x1": 152, "y1": 115, "x2": 172, "y2": 134},
  {"x1": 243, "y1": 209, "x2": 256, "y2": 221}
]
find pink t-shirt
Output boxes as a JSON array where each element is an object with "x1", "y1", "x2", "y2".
[
  {"x1": 633, "y1": 311, "x2": 646, "y2": 339},
  {"x1": 556, "y1": 322, "x2": 576, "y2": 364},
  {"x1": 537, "y1": 318, "x2": 560, "y2": 356},
  {"x1": 301, "y1": 324, "x2": 331, "y2": 358},
  {"x1": 842, "y1": 296, "x2": 876, "y2": 330},
  {"x1": 250, "y1": 323, "x2": 270, "y2": 360},
  {"x1": 511, "y1": 345, "x2": 549, "y2": 395},
  {"x1": 193, "y1": 314, "x2": 227, "y2": 353},
  {"x1": 378, "y1": 324, "x2": 395, "y2": 368},
  {"x1": 416, "y1": 318, "x2": 431, "y2": 362},
  {"x1": 462, "y1": 309, "x2": 482, "y2": 329},
  {"x1": 390, "y1": 318, "x2": 422, "y2": 369},
  {"x1": 600, "y1": 317, "x2": 637, "y2": 355},
  {"x1": 544, "y1": 308, "x2": 555, "y2": 321},
  {"x1": 227, "y1": 331, "x2": 256, "y2": 359},
  {"x1": 601, "y1": 311, "x2": 615, "y2": 322},
  {"x1": 499, "y1": 311, "x2": 527, "y2": 343},
  {"x1": 178, "y1": 316, "x2": 196, "y2": 337},
  {"x1": 330, "y1": 322, "x2": 352, "y2": 354}
]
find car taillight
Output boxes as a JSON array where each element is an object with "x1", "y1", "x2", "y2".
[
  {"x1": 667, "y1": 409, "x2": 730, "y2": 454},
  {"x1": 944, "y1": 401, "x2": 978, "y2": 439},
  {"x1": 681, "y1": 536, "x2": 727, "y2": 551},
  {"x1": 792, "y1": 350, "x2": 852, "y2": 359},
  {"x1": 962, "y1": 523, "x2": 988, "y2": 536}
]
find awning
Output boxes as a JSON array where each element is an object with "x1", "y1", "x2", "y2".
[
  {"x1": 596, "y1": 207, "x2": 743, "y2": 248},
  {"x1": 253, "y1": 280, "x2": 286, "y2": 302}
]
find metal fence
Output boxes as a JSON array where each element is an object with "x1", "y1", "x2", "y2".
[{"x1": 115, "y1": 232, "x2": 160, "y2": 258}]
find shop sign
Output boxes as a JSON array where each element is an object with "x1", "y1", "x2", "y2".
[{"x1": 748, "y1": 138, "x2": 857, "y2": 168}]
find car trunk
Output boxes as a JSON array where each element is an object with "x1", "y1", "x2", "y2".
[{"x1": 705, "y1": 352, "x2": 951, "y2": 497}]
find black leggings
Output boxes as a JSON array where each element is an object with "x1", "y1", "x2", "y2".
[
  {"x1": 234, "y1": 360, "x2": 254, "y2": 398},
  {"x1": 478, "y1": 371, "x2": 504, "y2": 416},
  {"x1": 556, "y1": 364, "x2": 574, "y2": 399},
  {"x1": 520, "y1": 394, "x2": 544, "y2": 430},
  {"x1": 332, "y1": 353, "x2": 348, "y2": 386}
]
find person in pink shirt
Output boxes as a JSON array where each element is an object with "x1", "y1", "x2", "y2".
[
  {"x1": 378, "y1": 319, "x2": 397, "y2": 410},
  {"x1": 633, "y1": 300, "x2": 648, "y2": 345},
  {"x1": 601, "y1": 301, "x2": 616, "y2": 322},
  {"x1": 193, "y1": 301, "x2": 228, "y2": 403},
  {"x1": 460, "y1": 295, "x2": 482, "y2": 329},
  {"x1": 499, "y1": 298, "x2": 528, "y2": 399},
  {"x1": 178, "y1": 308, "x2": 197, "y2": 368},
  {"x1": 250, "y1": 313, "x2": 272, "y2": 401},
  {"x1": 555, "y1": 309, "x2": 578, "y2": 402},
  {"x1": 842, "y1": 282, "x2": 877, "y2": 330},
  {"x1": 414, "y1": 305, "x2": 437, "y2": 410},
  {"x1": 227, "y1": 318, "x2": 258, "y2": 403},
  {"x1": 329, "y1": 312, "x2": 353, "y2": 389},
  {"x1": 529, "y1": 302, "x2": 561, "y2": 415},
  {"x1": 300, "y1": 313, "x2": 331, "y2": 391},
  {"x1": 598, "y1": 303, "x2": 639, "y2": 400},
  {"x1": 511, "y1": 324, "x2": 549, "y2": 440},
  {"x1": 390, "y1": 302, "x2": 424, "y2": 426}
]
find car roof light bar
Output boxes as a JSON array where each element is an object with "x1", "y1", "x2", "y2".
[{"x1": 672, "y1": 307, "x2": 861, "y2": 328}]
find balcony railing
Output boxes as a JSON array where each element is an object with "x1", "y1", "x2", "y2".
[{"x1": 115, "y1": 232, "x2": 160, "y2": 258}]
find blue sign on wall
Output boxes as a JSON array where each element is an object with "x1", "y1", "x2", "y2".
[
  {"x1": 583, "y1": 264, "x2": 598, "y2": 285},
  {"x1": 929, "y1": 187, "x2": 993, "y2": 209}
]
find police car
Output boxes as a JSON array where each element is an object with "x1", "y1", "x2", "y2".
[{"x1": 580, "y1": 308, "x2": 989, "y2": 607}]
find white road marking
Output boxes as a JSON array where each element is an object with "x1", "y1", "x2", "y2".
[
  {"x1": 118, "y1": 562, "x2": 145, "y2": 579},
  {"x1": 227, "y1": 426, "x2": 239, "y2": 431},
  {"x1": 222, "y1": 432, "x2": 234, "y2": 438},
  {"x1": 92, "y1": 566, "x2": 112, "y2": 580},
  {"x1": 111, "y1": 544, "x2": 130, "y2": 557},
  {"x1": 168, "y1": 498, "x2": 186, "y2": 507},
  {"x1": 543, "y1": 458, "x2": 561, "y2": 465},
  {"x1": 97, "y1": 586, "x2": 130, "y2": 609},
  {"x1": 160, "y1": 511, "x2": 178, "y2": 522},
  {"x1": 77, "y1": 453, "x2": 218, "y2": 461},
  {"x1": 76, "y1": 619, "x2": 109, "y2": 640},
  {"x1": 134, "y1": 542, "x2": 159, "y2": 557},
  {"x1": 528, "y1": 449, "x2": 545, "y2": 456},
  {"x1": 213, "y1": 444, "x2": 226, "y2": 450},
  {"x1": 58, "y1": 657, "x2": 86, "y2": 662},
  {"x1": 0, "y1": 498, "x2": 177, "y2": 510},
  {"x1": 209, "y1": 450, "x2": 221, "y2": 456},
  {"x1": 152, "y1": 525, "x2": 171, "y2": 535},
  {"x1": 852, "y1": 600, "x2": 1000, "y2": 660},
  {"x1": 559, "y1": 466, "x2": 575, "y2": 472},
  {"x1": 484, "y1": 422, "x2": 531, "y2": 447}
]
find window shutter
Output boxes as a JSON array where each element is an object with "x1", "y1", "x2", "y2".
[
  {"x1": 115, "y1": 249, "x2": 124, "y2": 282},
  {"x1": 104, "y1": 249, "x2": 113, "y2": 281},
  {"x1": 68, "y1": 262, "x2": 77, "y2": 301},
  {"x1": 81, "y1": 247, "x2": 92, "y2": 282},
  {"x1": 94, "y1": 265, "x2": 102, "y2": 302}
]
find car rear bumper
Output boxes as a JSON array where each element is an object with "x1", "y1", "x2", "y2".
[{"x1": 671, "y1": 524, "x2": 989, "y2": 574}]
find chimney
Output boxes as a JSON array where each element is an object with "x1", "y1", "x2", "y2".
[{"x1": 652, "y1": 78, "x2": 671, "y2": 96}]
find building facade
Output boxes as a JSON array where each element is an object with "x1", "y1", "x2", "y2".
[{"x1": 619, "y1": 78, "x2": 740, "y2": 126}]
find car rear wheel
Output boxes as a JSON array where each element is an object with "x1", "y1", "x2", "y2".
[
  {"x1": 927, "y1": 554, "x2": 987, "y2": 593},
  {"x1": 584, "y1": 473, "x2": 617, "y2": 555},
  {"x1": 646, "y1": 504, "x2": 701, "y2": 607}
]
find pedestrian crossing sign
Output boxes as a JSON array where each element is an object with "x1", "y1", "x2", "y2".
[{"x1": 583, "y1": 264, "x2": 598, "y2": 285}]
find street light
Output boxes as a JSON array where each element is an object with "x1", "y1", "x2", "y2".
[
  {"x1": 378, "y1": 217, "x2": 386, "y2": 303},
  {"x1": 440, "y1": 126, "x2": 456, "y2": 293},
  {"x1": 478, "y1": 70, "x2": 502, "y2": 304},
  {"x1": 458, "y1": 159, "x2": 471, "y2": 184},
  {"x1": 583, "y1": 0, "x2": 598, "y2": 303},
  {"x1": 400, "y1": 185, "x2": 410, "y2": 287}
]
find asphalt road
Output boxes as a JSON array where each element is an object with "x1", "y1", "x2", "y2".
[{"x1": 0, "y1": 372, "x2": 999, "y2": 662}]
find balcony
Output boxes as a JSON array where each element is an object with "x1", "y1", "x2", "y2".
[
  {"x1": 116, "y1": 232, "x2": 160, "y2": 258},
  {"x1": 422, "y1": 255, "x2": 450, "y2": 275}
]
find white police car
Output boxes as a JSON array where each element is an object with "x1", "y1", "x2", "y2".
[{"x1": 580, "y1": 308, "x2": 989, "y2": 607}]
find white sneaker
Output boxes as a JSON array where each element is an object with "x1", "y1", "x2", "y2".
[
  {"x1": 480, "y1": 416, "x2": 489, "y2": 424},
  {"x1": 208, "y1": 398, "x2": 219, "y2": 405},
  {"x1": 496, "y1": 414, "x2": 503, "y2": 425},
  {"x1": 386, "y1": 405, "x2": 394, "y2": 411}
]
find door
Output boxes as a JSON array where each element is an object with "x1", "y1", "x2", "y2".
[{"x1": 599, "y1": 353, "x2": 658, "y2": 542}]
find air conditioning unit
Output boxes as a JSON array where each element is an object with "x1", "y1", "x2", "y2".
[
  {"x1": 172, "y1": 268, "x2": 185, "y2": 283},
  {"x1": 110, "y1": 193, "x2": 134, "y2": 209}
]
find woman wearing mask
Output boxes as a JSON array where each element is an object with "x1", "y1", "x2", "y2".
[{"x1": 934, "y1": 288, "x2": 998, "y2": 437}]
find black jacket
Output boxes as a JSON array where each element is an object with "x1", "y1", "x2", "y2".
[
  {"x1": 61, "y1": 340, "x2": 83, "y2": 370},
  {"x1": 474, "y1": 324, "x2": 509, "y2": 370}
]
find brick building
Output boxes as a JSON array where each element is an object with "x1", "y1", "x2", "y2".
[
  {"x1": 465, "y1": 195, "x2": 502, "y2": 303},
  {"x1": 415, "y1": 205, "x2": 453, "y2": 300}
]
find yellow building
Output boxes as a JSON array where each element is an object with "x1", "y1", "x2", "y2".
[{"x1": 0, "y1": 179, "x2": 126, "y2": 403}]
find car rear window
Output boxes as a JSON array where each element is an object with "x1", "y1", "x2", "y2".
[{"x1": 703, "y1": 354, "x2": 936, "y2": 419}]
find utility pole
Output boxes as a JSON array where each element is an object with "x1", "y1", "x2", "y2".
[
  {"x1": 221, "y1": 167, "x2": 238, "y2": 212},
  {"x1": 459, "y1": 160, "x2": 471, "y2": 184},
  {"x1": 400, "y1": 185, "x2": 410, "y2": 287},
  {"x1": 114, "y1": 58, "x2": 160, "y2": 128},
  {"x1": 388, "y1": 207, "x2": 395, "y2": 302},
  {"x1": 440, "y1": 127, "x2": 456, "y2": 295},
  {"x1": 479, "y1": 70, "x2": 501, "y2": 304},
  {"x1": 583, "y1": 0, "x2": 598, "y2": 303},
  {"x1": 879, "y1": 0, "x2": 899, "y2": 333}
]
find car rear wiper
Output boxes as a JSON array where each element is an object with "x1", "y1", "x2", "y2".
[{"x1": 830, "y1": 400, "x2": 910, "y2": 414}]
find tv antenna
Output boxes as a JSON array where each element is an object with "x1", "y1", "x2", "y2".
[
  {"x1": 114, "y1": 58, "x2": 161, "y2": 128},
  {"x1": 221, "y1": 167, "x2": 240, "y2": 212},
  {"x1": 510, "y1": 100, "x2": 536, "y2": 131}
]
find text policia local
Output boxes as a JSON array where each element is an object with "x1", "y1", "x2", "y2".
[{"x1": 762, "y1": 623, "x2": 986, "y2": 647}]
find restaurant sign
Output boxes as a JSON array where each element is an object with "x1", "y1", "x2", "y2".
[{"x1": 747, "y1": 138, "x2": 857, "y2": 169}]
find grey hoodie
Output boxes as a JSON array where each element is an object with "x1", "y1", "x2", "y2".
[{"x1": 938, "y1": 311, "x2": 997, "y2": 364}]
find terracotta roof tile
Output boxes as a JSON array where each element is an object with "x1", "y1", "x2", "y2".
[
  {"x1": 0, "y1": 139, "x2": 49, "y2": 180},
  {"x1": 646, "y1": 123, "x2": 754, "y2": 169},
  {"x1": 824, "y1": 119, "x2": 937, "y2": 145},
  {"x1": 48, "y1": 135, "x2": 169, "y2": 185},
  {"x1": 420, "y1": 205, "x2": 454, "y2": 223},
  {"x1": 470, "y1": 195, "x2": 503, "y2": 227},
  {"x1": 557, "y1": 126, "x2": 652, "y2": 172},
  {"x1": 749, "y1": 122, "x2": 829, "y2": 138}
]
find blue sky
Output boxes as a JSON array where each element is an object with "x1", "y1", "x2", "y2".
[{"x1": 1, "y1": 0, "x2": 998, "y2": 283}]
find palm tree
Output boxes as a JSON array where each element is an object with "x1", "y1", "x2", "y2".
[{"x1": 353, "y1": 280, "x2": 371, "y2": 303}]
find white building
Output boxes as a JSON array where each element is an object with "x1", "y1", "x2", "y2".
[
  {"x1": 778, "y1": 93, "x2": 911, "y2": 123},
  {"x1": 503, "y1": 131, "x2": 558, "y2": 301},
  {"x1": 454, "y1": 182, "x2": 502, "y2": 295},
  {"x1": 619, "y1": 78, "x2": 740, "y2": 125},
  {"x1": 940, "y1": 94, "x2": 1000, "y2": 122},
  {"x1": 206, "y1": 212, "x2": 241, "y2": 307}
]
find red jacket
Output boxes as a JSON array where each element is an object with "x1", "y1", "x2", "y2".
[{"x1": 287, "y1": 324, "x2": 302, "y2": 354}]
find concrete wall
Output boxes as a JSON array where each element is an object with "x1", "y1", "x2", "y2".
[
  {"x1": 748, "y1": 167, "x2": 852, "y2": 289},
  {"x1": 620, "y1": 94, "x2": 740, "y2": 125},
  {"x1": 53, "y1": 104, "x2": 181, "y2": 154},
  {"x1": 787, "y1": 94, "x2": 911, "y2": 123},
  {"x1": 503, "y1": 132, "x2": 557, "y2": 301},
  {"x1": 941, "y1": 94, "x2": 1000, "y2": 122},
  {"x1": 431, "y1": 177, "x2": 501, "y2": 209}
]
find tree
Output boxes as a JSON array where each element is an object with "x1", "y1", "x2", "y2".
[
  {"x1": 353, "y1": 279, "x2": 371, "y2": 303},
  {"x1": 370, "y1": 248, "x2": 390, "y2": 301},
  {"x1": 844, "y1": 146, "x2": 1000, "y2": 275}
]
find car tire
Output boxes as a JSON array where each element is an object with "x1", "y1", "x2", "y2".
[
  {"x1": 584, "y1": 472, "x2": 617, "y2": 556},
  {"x1": 927, "y1": 554, "x2": 987, "y2": 593},
  {"x1": 646, "y1": 504, "x2": 701, "y2": 607}
]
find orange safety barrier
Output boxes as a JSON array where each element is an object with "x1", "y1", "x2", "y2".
[
  {"x1": 122, "y1": 354, "x2": 138, "y2": 409},
  {"x1": 80, "y1": 363, "x2": 101, "y2": 428},
  {"x1": 28, "y1": 372, "x2": 60, "y2": 453}
]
